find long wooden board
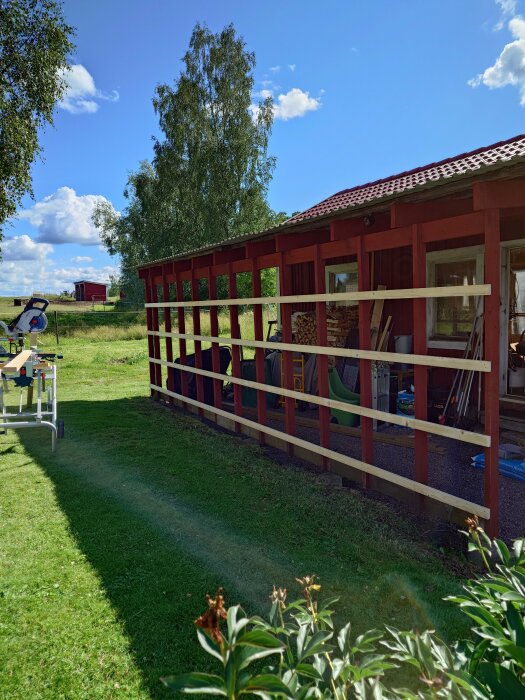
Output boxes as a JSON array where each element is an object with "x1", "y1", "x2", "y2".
[
  {"x1": 1, "y1": 350, "x2": 32, "y2": 373},
  {"x1": 145, "y1": 284, "x2": 491, "y2": 309},
  {"x1": 149, "y1": 330, "x2": 491, "y2": 373},
  {"x1": 232, "y1": 402, "x2": 445, "y2": 454},
  {"x1": 150, "y1": 357, "x2": 490, "y2": 447},
  {"x1": 151, "y1": 382, "x2": 490, "y2": 520}
]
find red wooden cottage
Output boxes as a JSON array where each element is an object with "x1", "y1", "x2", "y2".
[
  {"x1": 74, "y1": 280, "x2": 108, "y2": 303},
  {"x1": 138, "y1": 134, "x2": 525, "y2": 537}
]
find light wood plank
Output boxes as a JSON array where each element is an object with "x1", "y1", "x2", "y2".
[
  {"x1": 151, "y1": 357, "x2": 490, "y2": 447},
  {"x1": 151, "y1": 382, "x2": 490, "y2": 520},
  {"x1": 145, "y1": 283, "x2": 491, "y2": 309},
  {"x1": 1, "y1": 350, "x2": 32, "y2": 373},
  {"x1": 149, "y1": 330, "x2": 491, "y2": 373}
]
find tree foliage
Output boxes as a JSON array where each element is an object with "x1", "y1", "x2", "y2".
[
  {"x1": 94, "y1": 23, "x2": 283, "y2": 304},
  {"x1": 0, "y1": 0, "x2": 75, "y2": 241}
]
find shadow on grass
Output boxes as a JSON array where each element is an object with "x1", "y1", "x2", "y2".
[
  {"x1": 18, "y1": 394, "x2": 471, "y2": 698},
  {"x1": 18, "y1": 396, "x2": 232, "y2": 699}
]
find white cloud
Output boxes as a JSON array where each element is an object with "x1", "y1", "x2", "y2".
[
  {"x1": 288, "y1": 64, "x2": 296, "y2": 71},
  {"x1": 71, "y1": 255, "x2": 93, "y2": 263},
  {"x1": 18, "y1": 187, "x2": 114, "y2": 245},
  {"x1": 0, "y1": 262, "x2": 119, "y2": 296},
  {"x1": 2, "y1": 235, "x2": 53, "y2": 261},
  {"x1": 269, "y1": 65, "x2": 281, "y2": 73},
  {"x1": 494, "y1": 0, "x2": 517, "y2": 30},
  {"x1": 273, "y1": 88, "x2": 321, "y2": 120},
  {"x1": 470, "y1": 15, "x2": 525, "y2": 104},
  {"x1": 58, "y1": 64, "x2": 119, "y2": 115}
]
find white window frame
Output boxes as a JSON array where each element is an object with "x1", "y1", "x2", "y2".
[
  {"x1": 426, "y1": 245, "x2": 484, "y2": 350},
  {"x1": 325, "y1": 262, "x2": 358, "y2": 306}
]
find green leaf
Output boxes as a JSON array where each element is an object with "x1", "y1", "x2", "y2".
[
  {"x1": 294, "y1": 663, "x2": 324, "y2": 681},
  {"x1": 161, "y1": 672, "x2": 227, "y2": 695},
  {"x1": 494, "y1": 539, "x2": 511, "y2": 566},
  {"x1": 241, "y1": 674, "x2": 294, "y2": 697},
  {"x1": 236, "y1": 629, "x2": 284, "y2": 649},
  {"x1": 338, "y1": 621, "x2": 352, "y2": 654},
  {"x1": 237, "y1": 645, "x2": 284, "y2": 671},
  {"x1": 478, "y1": 661, "x2": 525, "y2": 699},
  {"x1": 505, "y1": 602, "x2": 525, "y2": 647},
  {"x1": 197, "y1": 627, "x2": 224, "y2": 662},
  {"x1": 300, "y1": 630, "x2": 333, "y2": 661}
]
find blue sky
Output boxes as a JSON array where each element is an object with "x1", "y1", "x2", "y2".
[{"x1": 2, "y1": 0, "x2": 525, "y2": 295}]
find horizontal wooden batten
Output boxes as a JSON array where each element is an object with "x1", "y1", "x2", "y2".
[
  {"x1": 149, "y1": 330, "x2": 491, "y2": 373},
  {"x1": 150, "y1": 357, "x2": 490, "y2": 447},
  {"x1": 145, "y1": 284, "x2": 491, "y2": 309},
  {"x1": 151, "y1": 382, "x2": 490, "y2": 520}
]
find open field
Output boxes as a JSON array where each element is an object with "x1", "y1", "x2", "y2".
[{"x1": 0, "y1": 320, "x2": 476, "y2": 698}]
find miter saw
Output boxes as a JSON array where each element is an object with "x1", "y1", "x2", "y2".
[
  {"x1": 0, "y1": 297, "x2": 49, "y2": 351},
  {"x1": 0, "y1": 297, "x2": 63, "y2": 450}
]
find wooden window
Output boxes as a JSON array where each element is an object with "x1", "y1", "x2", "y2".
[
  {"x1": 427, "y1": 246, "x2": 484, "y2": 349},
  {"x1": 325, "y1": 262, "x2": 358, "y2": 305}
]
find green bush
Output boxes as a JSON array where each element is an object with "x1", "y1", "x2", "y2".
[{"x1": 162, "y1": 520, "x2": 525, "y2": 698}]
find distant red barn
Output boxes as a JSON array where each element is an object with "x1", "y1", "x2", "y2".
[{"x1": 74, "y1": 280, "x2": 107, "y2": 302}]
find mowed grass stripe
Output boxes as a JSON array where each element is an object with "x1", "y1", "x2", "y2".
[{"x1": 1, "y1": 335, "x2": 472, "y2": 698}]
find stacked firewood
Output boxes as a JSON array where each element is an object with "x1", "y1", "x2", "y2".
[
  {"x1": 291, "y1": 306, "x2": 359, "y2": 347},
  {"x1": 292, "y1": 312, "x2": 317, "y2": 345},
  {"x1": 326, "y1": 306, "x2": 359, "y2": 347}
]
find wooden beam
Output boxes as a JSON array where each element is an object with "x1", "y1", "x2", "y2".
[
  {"x1": 191, "y1": 254, "x2": 214, "y2": 269},
  {"x1": 150, "y1": 357, "x2": 490, "y2": 447},
  {"x1": 484, "y1": 208, "x2": 501, "y2": 537},
  {"x1": 228, "y1": 264, "x2": 242, "y2": 432},
  {"x1": 151, "y1": 382, "x2": 490, "y2": 520},
  {"x1": 280, "y1": 254, "x2": 296, "y2": 454},
  {"x1": 276, "y1": 228, "x2": 330, "y2": 252},
  {"x1": 314, "y1": 245, "x2": 330, "y2": 469},
  {"x1": 1, "y1": 350, "x2": 32, "y2": 372},
  {"x1": 251, "y1": 259, "x2": 267, "y2": 444},
  {"x1": 151, "y1": 330, "x2": 492, "y2": 373},
  {"x1": 213, "y1": 247, "x2": 246, "y2": 265},
  {"x1": 246, "y1": 239, "x2": 276, "y2": 258},
  {"x1": 421, "y1": 211, "x2": 484, "y2": 243},
  {"x1": 357, "y1": 235, "x2": 373, "y2": 486},
  {"x1": 412, "y1": 223, "x2": 429, "y2": 487},
  {"x1": 473, "y1": 179, "x2": 525, "y2": 211},
  {"x1": 146, "y1": 284, "x2": 491, "y2": 309},
  {"x1": 391, "y1": 197, "x2": 472, "y2": 227}
]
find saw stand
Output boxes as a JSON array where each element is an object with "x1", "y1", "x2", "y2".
[{"x1": 0, "y1": 342, "x2": 62, "y2": 452}]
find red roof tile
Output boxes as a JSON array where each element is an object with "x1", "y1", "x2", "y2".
[{"x1": 286, "y1": 134, "x2": 525, "y2": 225}]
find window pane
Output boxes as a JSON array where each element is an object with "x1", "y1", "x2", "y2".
[{"x1": 434, "y1": 258, "x2": 477, "y2": 338}]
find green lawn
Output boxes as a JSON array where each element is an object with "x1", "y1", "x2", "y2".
[{"x1": 0, "y1": 333, "x2": 473, "y2": 698}]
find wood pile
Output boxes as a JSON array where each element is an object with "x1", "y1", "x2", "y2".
[
  {"x1": 292, "y1": 306, "x2": 359, "y2": 347},
  {"x1": 326, "y1": 306, "x2": 359, "y2": 346},
  {"x1": 290, "y1": 287, "x2": 392, "y2": 351},
  {"x1": 292, "y1": 312, "x2": 317, "y2": 345}
]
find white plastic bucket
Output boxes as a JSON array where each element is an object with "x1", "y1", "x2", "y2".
[{"x1": 394, "y1": 335, "x2": 413, "y2": 370}]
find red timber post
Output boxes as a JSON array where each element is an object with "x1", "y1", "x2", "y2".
[
  {"x1": 191, "y1": 275, "x2": 205, "y2": 414},
  {"x1": 484, "y1": 208, "x2": 500, "y2": 537},
  {"x1": 251, "y1": 259, "x2": 267, "y2": 443},
  {"x1": 280, "y1": 253, "x2": 296, "y2": 454},
  {"x1": 149, "y1": 276, "x2": 162, "y2": 393},
  {"x1": 412, "y1": 224, "x2": 429, "y2": 487},
  {"x1": 357, "y1": 236, "x2": 373, "y2": 486},
  {"x1": 314, "y1": 245, "x2": 330, "y2": 470},
  {"x1": 208, "y1": 270, "x2": 223, "y2": 412},
  {"x1": 228, "y1": 263, "x2": 242, "y2": 432},
  {"x1": 162, "y1": 266, "x2": 174, "y2": 403},
  {"x1": 175, "y1": 275, "x2": 189, "y2": 398},
  {"x1": 145, "y1": 272, "x2": 157, "y2": 396}
]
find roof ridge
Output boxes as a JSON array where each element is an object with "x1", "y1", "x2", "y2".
[{"x1": 329, "y1": 133, "x2": 525, "y2": 199}]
